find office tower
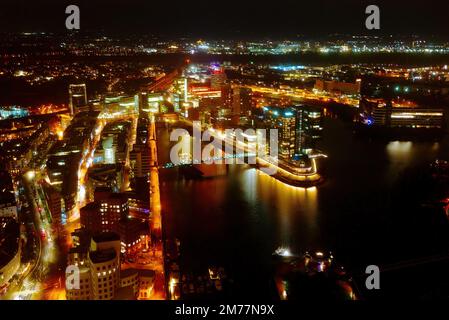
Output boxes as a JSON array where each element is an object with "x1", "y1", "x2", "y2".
[
  {"x1": 69, "y1": 84, "x2": 88, "y2": 115},
  {"x1": 295, "y1": 106, "x2": 323, "y2": 154},
  {"x1": 262, "y1": 105, "x2": 323, "y2": 157}
]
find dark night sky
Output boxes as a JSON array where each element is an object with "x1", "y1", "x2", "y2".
[{"x1": 0, "y1": 0, "x2": 448, "y2": 38}]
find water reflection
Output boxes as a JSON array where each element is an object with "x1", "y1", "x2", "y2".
[
  {"x1": 386, "y1": 141, "x2": 413, "y2": 163},
  {"x1": 241, "y1": 168, "x2": 319, "y2": 252},
  {"x1": 385, "y1": 141, "x2": 440, "y2": 184},
  {"x1": 160, "y1": 118, "x2": 449, "y2": 297}
]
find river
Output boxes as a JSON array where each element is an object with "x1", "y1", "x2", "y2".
[{"x1": 158, "y1": 116, "x2": 449, "y2": 299}]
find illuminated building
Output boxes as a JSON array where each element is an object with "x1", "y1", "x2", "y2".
[
  {"x1": 65, "y1": 267, "x2": 92, "y2": 300},
  {"x1": 137, "y1": 270, "x2": 155, "y2": 300},
  {"x1": 171, "y1": 93, "x2": 181, "y2": 112},
  {"x1": 101, "y1": 95, "x2": 139, "y2": 118},
  {"x1": 146, "y1": 93, "x2": 165, "y2": 113},
  {"x1": 262, "y1": 105, "x2": 323, "y2": 157},
  {"x1": 120, "y1": 269, "x2": 155, "y2": 300},
  {"x1": 314, "y1": 79, "x2": 361, "y2": 95},
  {"x1": 184, "y1": 77, "x2": 189, "y2": 102},
  {"x1": 95, "y1": 121, "x2": 131, "y2": 165},
  {"x1": 119, "y1": 269, "x2": 140, "y2": 298},
  {"x1": 116, "y1": 217, "x2": 146, "y2": 253},
  {"x1": 46, "y1": 151, "x2": 81, "y2": 185},
  {"x1": 232, "y1": 87, "x2": 253, "y2": 116},
  {"x1": 371, "y1": 105, "x2": 444, "y2": 129},
  {"x1": 0, "y1": 122, "x2": 51, "y2": 174},
  {"x1": 126, "y1": 193, "x2": 150, "y2": 221},
  {"x1": 66, "y1": 229, "x2": 150, "y2": 300},
  {"x1": 66, "y1": 231, "x2": 121, "y2": 300},
  {"x1": 45, "y1": 111, "x2": 100, "y2": 217},
  {"x1": 80, "y1": 191, "x2": 145, "y2": 252},
  {"x1": 129, "y1": 116, "x2": 151, "y2": 179},
  {"x1": 89, "y1": 233, "x2": 121, "y2": 301},
  {"x1": 130, "y1": 147, "x2": 151, "y2": 179},
  {"x1": 89, "y1": 247, "x2": 120, "y2": 300},
  {"x1": 80, "y1": 192, "x2": 129, "y2": 234},
  {"x1": 296, "y1": 107, "x2": 323, "y2": 154},
  {"x1": 69, "y1": 84, "x2": 88, "y2": 115}
]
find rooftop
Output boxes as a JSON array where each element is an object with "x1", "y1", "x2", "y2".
[
  {"x1": 89, "y1": 248, "x2": 116, "y2": 264},
  {"x1": 92, "y1": 231, "x2": 121, "y2": 243}
]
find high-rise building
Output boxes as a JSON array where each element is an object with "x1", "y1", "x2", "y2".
[
  {"x1": 262, "y1": 105, "x2": 323, "y2": 157},
  {"x1": 129, "y1": 116, "x2": 151, "y2": 179},
  {"x1": 69, "y1": 84, "x2": 88, "y2": 115},
  {"x1": 296, "y1": 106, "x2": 323, "y2": 154}
]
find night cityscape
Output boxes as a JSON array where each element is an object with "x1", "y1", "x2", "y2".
[{"x1": 2, "y1": 0, "x2": 449, "y2": 314}]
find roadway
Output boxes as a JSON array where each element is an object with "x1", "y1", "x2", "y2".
[{"x1": 147, "y1": 114, "x2": 166, "y2": 299}]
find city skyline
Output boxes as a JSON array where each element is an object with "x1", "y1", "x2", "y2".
[{"x1": 2, "y1": 0, "x2": 449, "y2": 311}]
